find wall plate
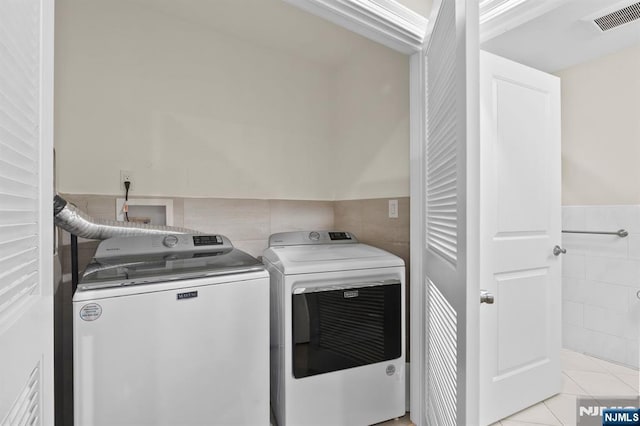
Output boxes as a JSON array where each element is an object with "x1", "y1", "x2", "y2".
[{"x1": 115, "y1": 198, "x2": 173, "y2": 225}]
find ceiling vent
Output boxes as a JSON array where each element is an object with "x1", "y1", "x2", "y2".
[{"x1": 593, "y1": 1, "x2": 640, "y2": 31}]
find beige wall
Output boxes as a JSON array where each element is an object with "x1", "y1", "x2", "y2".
[
  {"x1": 55, "y1": 0, "x2": 334, "y2": 199},
  {"x1": 557, "y1": 43, "x2": 640, "y2": 206},
  {"x1": 332, "y1": 46, "x2": 410, "y2": 200},
  {"x1": 55, "y1": 0, "x2": 410, "y2": 201}
]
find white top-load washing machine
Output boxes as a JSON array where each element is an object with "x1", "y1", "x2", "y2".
[
  {"x1": 73, "y1": 234, "x2": 269, "y2": 426},
  {"x1": 263, "y1": 231, "x2": 405, "y2": 426}
]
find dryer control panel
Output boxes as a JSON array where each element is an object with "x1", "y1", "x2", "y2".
[
  {"x1": 328, "y1": 232, "x2": 351, "y2": 241},
  {"x1": 268, "y1": 231, "x2": 358, "y2": 247}
]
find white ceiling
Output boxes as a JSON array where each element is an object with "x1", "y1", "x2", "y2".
[
  {"x1": 129, "y1": 0, "x2": 382, "y2": 69},
  {"x1": 481, "y1": 0, "x2": 640, "y2": 72},
  {"x1": 395, "y1": 0, "x2": 432, "y2": 18}
]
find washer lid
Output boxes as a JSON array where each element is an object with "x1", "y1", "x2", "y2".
[
  {"x1": 78, "y1": 247, "x2": 264, "y2": 291},
  {"x1": 263, "y1": 243, "x2": 404, "y2": 275}
]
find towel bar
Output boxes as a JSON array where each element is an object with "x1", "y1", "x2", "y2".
[{"x1": 562, "y1": 229, "x2": 628, "y2": 238}]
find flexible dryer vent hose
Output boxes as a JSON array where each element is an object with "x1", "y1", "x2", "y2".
[{"x1": 53, "y1": 195, "x2": 200, "y2": 240}]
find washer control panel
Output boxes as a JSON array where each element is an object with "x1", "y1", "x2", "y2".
[
  {"x1": 94, "y1": 234, "x2": 232, "y2": 258},
  {"x1": 163, "y1": 235, "x2": 179, "y2": 248},
  {"x1": 193, "y1": 235, "x2": 223, "y2": 246}
]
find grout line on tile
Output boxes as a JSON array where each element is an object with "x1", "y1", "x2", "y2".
[
  {"x1": 563, "y1": 372, "x2": 591, "y2": 396},
  {"x1": 542, "y1": 399, "x2": 567, "y2": 426},
  {"x1": 545, "y1": 404, "x2": 565, "y2": 426}
]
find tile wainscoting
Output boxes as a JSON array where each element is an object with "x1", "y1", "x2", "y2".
[
  {"x1": 57, "y1": 194, "x2": 410, "y2": 281},
  {"x1": 562, "y1": 205, "x2": 640, "y2": 369}
]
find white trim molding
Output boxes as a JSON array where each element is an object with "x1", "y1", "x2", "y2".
[
  {"x1": 284, "y1": 0, "x2": 428, "y2": 53},
  {"x1": 408, "y1": 50, "x2": 426, "y2": 425},
  {"x1": 39, "y1": 0, "x2": 56, "y2": 423}
]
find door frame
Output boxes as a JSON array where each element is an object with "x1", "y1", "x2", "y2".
[{"x1": 40, "y1": 0, "x2": 56, "y2": 422}]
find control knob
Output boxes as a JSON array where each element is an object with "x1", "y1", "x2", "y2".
[
  {"x1": 163, "y1": 235, "x2": 179, "y2": 248},
  {"x1": 309, "y1": 231, "x2": 320, "y2": 241}
]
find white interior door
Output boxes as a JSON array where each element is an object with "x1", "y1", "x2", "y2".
[
  {"x1": 478, "y1": 50, "x2": 562, "y2": 425},
  {"x1": 0, "y1": 0, "x2": 54, "y2": 424},
  {"x1": 421, "y1": 0, "x2": 480, "y2": 424}
]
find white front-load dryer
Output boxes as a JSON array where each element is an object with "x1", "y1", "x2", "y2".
[{"x1": 263, "y1": 231, "x2": 405, "y2": 426}]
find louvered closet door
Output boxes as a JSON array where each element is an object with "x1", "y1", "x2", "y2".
[
  {"x1": 0, "y1": 0, "x2": 54, "y2": 424},
  {"x1": 422, "y1": 0, "x2": 480, "y2": 425}
]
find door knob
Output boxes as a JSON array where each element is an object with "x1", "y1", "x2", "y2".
[
  {"x1": 480, "y1": 290, "x2": 494, "y2": 304},
  {"x1": 553, "y1": 245, "x2": 566, "y2": 256}
]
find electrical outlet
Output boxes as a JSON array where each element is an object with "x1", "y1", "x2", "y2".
[
  {"x1": 388, "y1": 199, "x2": 398, "y2": 218},
  {"x1": 120, "y1": 170, "x2": 133, "y2": 190}
]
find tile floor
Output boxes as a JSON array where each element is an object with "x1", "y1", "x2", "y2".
[
  {"x1": 495, "y1": 349, "x2": 638, "y2": 426},
  {"x1": 375, "y1": 349, "x2": 639, "y2": 426}
]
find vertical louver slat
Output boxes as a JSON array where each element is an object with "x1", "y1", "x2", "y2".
[
  {"x1": 0, "y1": 210, "x2": 37, "y2": 226},
  {"x1": 426, "y1": 0, "x2": 458, "y2": 265},
  {"x1": 0, "y1": 143, "x2": 38, "y2": 172},
  {"x1": 0, "y1": 0, "x2": 41, "y2": 325},
  {"x1": 0, "y1": 159, "x2": 38, "y2": 186},
  {"x1": 1, "y1": 364, "x2": 40, "y2": 425},
  {"x1": 0, "y1": 235, "x2": 38, "y2": 258},
  {"x1": 426, "y1": 280, "x2": 458, "y2": 426},
  {"x1": 0, "y1": 70, "x2": 39, "y2": 121}
]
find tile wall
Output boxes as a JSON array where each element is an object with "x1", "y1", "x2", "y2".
[
  {"x1": 562, "y1": 205, "x2": 640, "y2": 369},
  {"x1": 58, "y1": 194, "x2": 409, "y2": 278},
  {"x1": 334, "y1": 198, "x2": 410, "y2": 271},
  {"x1": 58, "y1": 195, "x2": 334, "y2": 274}
]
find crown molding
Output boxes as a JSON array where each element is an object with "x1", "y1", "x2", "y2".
[{"x1": 284, "y1": 0, "x2": 428, "y2": 54}]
